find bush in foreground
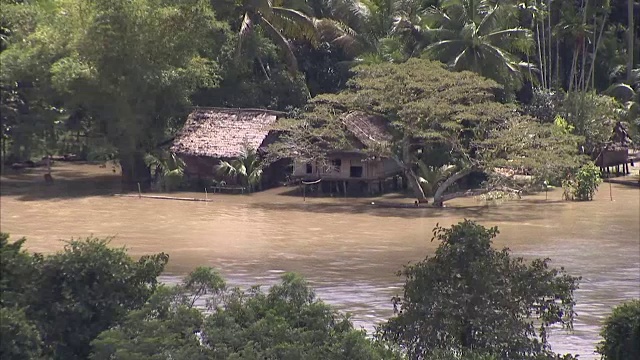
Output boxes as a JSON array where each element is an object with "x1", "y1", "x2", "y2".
[
  {"x1": 379, "y1": 220, "x2": 581, "y2": 359},
  {"x1": 0, "y1": 233, "x2": 169, "y2": 360},
  {"x1": 597, "y1": 299, "x2": 640, "y2": 360},
  {"x1": 91, "y1": 269, "x2": 400, "y2": 360}
]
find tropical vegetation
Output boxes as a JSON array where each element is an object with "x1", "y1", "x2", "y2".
[
  {"x1": 597, "y1": 299, "x2": 640, "y2": 360},
  {"x1": 378, "y1": 220, "x2": 580, "y2": 359},
  {"x1": 216, "y1": 145, "x2": 265, "y2": 192},
  {"x1": 1, "y1": 0, "x2": 636, "y2": 203},
  {"x1": 0, "y1": 220, "x2": 594, "y2": 359}
]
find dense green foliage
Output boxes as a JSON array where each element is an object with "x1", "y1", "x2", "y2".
[
  {"x1": 216, "y1": 145, "x2": 264, "y2": 192},
  {"x1": 379, "y1": 220, "x2": 580, "y2": 359},
  {"x1": 597, "y1": 299, "x2": 640, "y2": 360},
  {"x1": 0, "y1": 306, "x2": 43, "y2": 359},
  {"x1": 1, "y1": 0, "x2": 637, "y2": 180},
  {"x1": 275, "y1": 59, "x2": 583, "y2": 204},
  {"x1": 562, "y1": 162, "x2": 603, "y2": 201},
  {"x1": 0, "y1": 233, "x2": 169, "y2": 360},
  {"x1": 1, "y1": 0, "x2": 227, "y2": 186},
  {"x1": 92, "y1": 271, "x2": 400, "y2": 360},
  {"x1": 5, "y1": 226, "x2": 633, "y2": 359}
]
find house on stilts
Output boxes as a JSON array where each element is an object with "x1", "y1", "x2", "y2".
[
  {"x1": 291, "y1": 111, "x2": 403, "y2": 196},
  {"x1": 595, "y1": 121, "x2": 634, "y2": 176}
]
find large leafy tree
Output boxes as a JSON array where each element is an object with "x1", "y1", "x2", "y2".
[
  {"x1": 274, "y1": 59, "x2": 582, "y2": 205},
  {"x1": 91, "y1": 271, "x2": 401, "y2": 360},
  {"x1": 597, "y1": 299, "x2": 640, "y2": 360},
  {"x1": 0, "y1": 0, "x2": 226, "y2": 188},
  {"x1": 0, "y1": 234, "x2": 169, "y2": 360},
  {"x1": 379, "y1": 220, "x2": 580, "y2": 359}
]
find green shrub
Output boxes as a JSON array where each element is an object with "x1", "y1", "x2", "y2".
[
  {"x1": 562, "y1": 163, "x2": 602, "y2": 201},
  {"x1": 597, "y1": 300, "x2": 640, "y2": 360}
]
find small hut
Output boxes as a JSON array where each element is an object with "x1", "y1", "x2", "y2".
[
  {"x1": 595, "y1": 121, "x2": 634, "y2": 175},
  {"x1": 171, "y1": 107, "x2": 286, "y2": 187},
  {"x1": 291, "y1": 111, "x2": 403, "y2": 195}
]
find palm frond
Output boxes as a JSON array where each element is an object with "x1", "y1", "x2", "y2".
[
  {"x1": 237, "y1": 12, "x2": 254, "y2": 58},
  {"x1": 423, "y1": 6, "x2": 453, "y2": 28},
  {"x1": 479, "y1": 43, "x2": 519, "y2": 74},
  {"x1": 271, "y1": 7, "x2": 317, "y2": 41},
  {"x1": 315, "y1": 18, "x2": 374, "y2": 56},
  {"x1": 424, "y1": 39, "x2": 466, "y2": 62},
  {"x1": 257, "y1": 16, "x2": 298, "y2": 73},
  {"x1": 483, "y1": 28, "x2": 532, "y2": 44}
]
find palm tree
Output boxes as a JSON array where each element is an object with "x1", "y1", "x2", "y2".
[
  {"x1": 145, "y1": 151, "x2": 186, "y2": 192},
  {"x1": 235, "y1": 0, "x2": 317, "y2": 73},
  {"x1": 416, "y1": 160, "x2": 457, "y2": 197},
  {"x1": 216, "y1": 146, "x2": 264, "y2": 192},
  {"x1": 417, "y1": 0, "x2": 535, "y2": 87}
]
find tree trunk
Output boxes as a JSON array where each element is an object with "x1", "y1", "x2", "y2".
[
  {"x1": 586, "y1": 13, "x2": 607, "y2": 90},
  {"x1": 555, "y1": 40, "x2": 560, "y2": 87},
  {"x1": 392, "y1": 139, "x2": 427, "y2": 202},
  {"x1": 579, "y1": 32, "x2": 588, "y2": 91},
  {"x1": 628, "y1": 0, "x2": 634, "y2": 82},
  {"x1": 120, "y1": 151, "x2": 151, "y2": 191},
  {"x1": 432, "y1": 167, "x2": 474, "y2": 207},
  {"x1": 535, "y1": 8, "x2": 546, "y2": 89},
  {"x1": 547, "y1": 0, "x2": 553, "y2": 88},
  {"x1": 568, "y1": 45, "x2": 580, "y2": 92}
]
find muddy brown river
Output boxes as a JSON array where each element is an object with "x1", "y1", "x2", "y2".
[{"x1": 1, "y1": 163, "x2": 639, "y2": 358}]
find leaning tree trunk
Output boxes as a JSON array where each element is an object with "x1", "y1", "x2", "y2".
[
  {"x1": 120, "y1": 151, "x2": 151, "y2": 192},
  {"x1": 432, "y1": 167, "x2": 474, "y2": 207},
  {"x1": 392, "y1": 139, "x2": 428, "y2": 203}
]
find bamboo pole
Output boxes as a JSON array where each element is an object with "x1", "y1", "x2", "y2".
[
  {"x1": 609, "y1": 181, "x2": 613, "y2": 201},
  {"x1": 114, "y1": 194, "x2": 215, "y2": 202}
]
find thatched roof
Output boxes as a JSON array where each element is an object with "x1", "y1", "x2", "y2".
[
  {"x1": 341, "y1": 111, "x2": 392, "y2": 148},
  {"x1": 171, "y1": 107, "x2": 282, "y2": 158}
]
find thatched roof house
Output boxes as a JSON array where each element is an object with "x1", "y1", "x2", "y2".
[
  {"x1": 171, "y1": 107, "x2": 283, "y2": 159},
  {"x1": 171, "y1": 107, "x2": 284, "y2": 181}
]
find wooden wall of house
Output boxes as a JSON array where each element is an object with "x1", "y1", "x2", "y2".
[
  {"x1": 595, "y1": 149, "x2": 629, "y2": 167},
  {"x1": 293, "y1": 154, "x2": 401, "y2": 180},
  {"x1": 180, "y1": 154, "x2": 219, "y2": 179}
]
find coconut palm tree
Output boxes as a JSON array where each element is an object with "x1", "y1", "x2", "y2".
[
  {"x1": 235, "y1": 0, "x2": 317, "y2": 73},
  {"x1": 216, "y1": 146, "x2": 264, "y2": 192},
  {"x1": 417, "y1": 0, "x2": 535, "y2": 87}
]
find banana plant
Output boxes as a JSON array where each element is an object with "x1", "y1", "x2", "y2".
[
  {"x1": 216, "y1": 145, "x2": 264, "y2": 193},
  {"x1": 416, "y1": 159, "x2": 457, "y2": 197},
  {"x1": 144, "y1": 151, "x2": 185, "y2": 192}
]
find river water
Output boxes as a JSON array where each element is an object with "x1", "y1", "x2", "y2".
[{"x1": 1, "y1": 163, "x2": 638, "y2": 358}]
